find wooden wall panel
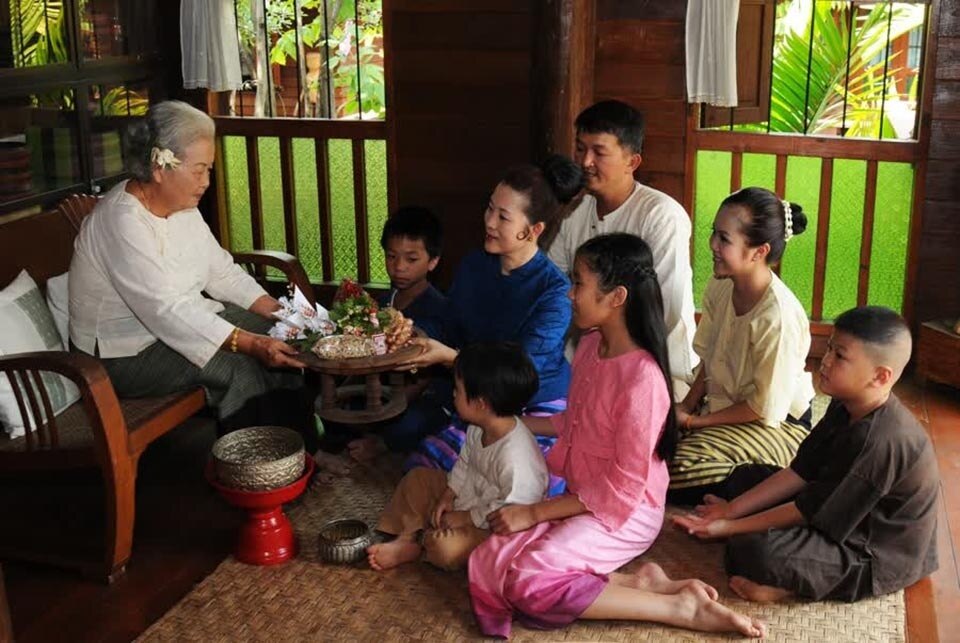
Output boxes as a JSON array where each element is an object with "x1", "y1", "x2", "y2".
[
  {"x1": 932, "y1": 80, "x2": 960, "y2": 118},
  {"x1": 937, "y1": 37, "x2": 960, "y2": 78},
  {"x1": 386, "y1": 0, "x2": 534, "y2": 286},
  {"x1": 593, "y1": 7, "x2": 688, "y2": 205},
  {"x1": 916, "y1": 0, "x2": 960, "y2": 323},
  {"x1": 598, "y1": 0, "x2": 685, "y2": 21}
]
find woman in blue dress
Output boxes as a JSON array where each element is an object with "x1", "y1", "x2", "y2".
[{"x1": 399, "y1": 155, "x2": 583, "y2": 495}]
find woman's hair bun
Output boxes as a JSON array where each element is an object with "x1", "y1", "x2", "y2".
[
  {"x1": 787, "y1": 202, "x2": 808, "y2": 237},
  {"x1": 539, "y1": 154, "x2": 584, "y2": 205}
]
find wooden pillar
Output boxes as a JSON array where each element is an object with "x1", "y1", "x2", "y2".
[
  {"x1": 531, "y1": 0, "x2": 597, "y2": 160},
  {"x1": 0, "y1": 564, "x2": 12, "y2": 643}
]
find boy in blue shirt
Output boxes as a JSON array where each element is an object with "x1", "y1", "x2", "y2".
[
  {"x1": 347, "y1": 207, "x2": 452, "y2": 461},
  {"x1": 675, "y1": 306, "x2": 938, "y2": 603},
  {"x1": 376, "y1": 206, "x2": 449, "y2": 342}
]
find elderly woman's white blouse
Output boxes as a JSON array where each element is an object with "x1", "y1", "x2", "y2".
[{"x1": 68, "y1": 181, "x2": 268, "y2": 368}]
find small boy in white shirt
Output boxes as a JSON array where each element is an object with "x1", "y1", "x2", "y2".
[{"x1": 367, "y1": 342, "x2": 548, "y2": 571}]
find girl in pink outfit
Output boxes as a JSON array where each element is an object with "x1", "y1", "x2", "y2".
[{"x1": 468, "y1": 233, "x2": 764, "y2": 639}]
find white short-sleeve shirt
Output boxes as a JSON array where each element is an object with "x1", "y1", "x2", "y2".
[{"x1": 547, "y1": 182, "x2": 698, "y2": 384}]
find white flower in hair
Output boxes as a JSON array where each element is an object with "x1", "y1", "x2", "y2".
[
  {"x1": 151, "y1": 146, "x2": 182, "y2": 170},
  {"x1": 783, "y1": 199, "x2": 794, "y2": 242}
]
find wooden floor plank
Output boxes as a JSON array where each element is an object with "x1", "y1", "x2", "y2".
[{"x1": 2, "y1": 378, "x2": 959, "y2": 642}]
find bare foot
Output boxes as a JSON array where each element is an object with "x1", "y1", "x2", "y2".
[
  {"x1": 676, "y1": 586, "x2": 766, "y2": 638},
  {"x1": 729, "y1": 576, "x2": 793, "y2": 603},
  {"x1": 313, "y1": 450, "x2": 352, "y2": 475},
  {"x1": 626, "y1": 562, "x2": 719, "y2": 601},
  {"x1": 347, "y1": 437, "x2": 387, "y2": 463},
  {"x1": 366, "y1": 539, "x2": 421, "y2": 571}
]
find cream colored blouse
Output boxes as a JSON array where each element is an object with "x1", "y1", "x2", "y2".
[{"x1": 694, "y1": 275, "x2": 815, "y2": 426}]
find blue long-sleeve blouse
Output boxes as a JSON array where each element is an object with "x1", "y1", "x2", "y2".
[{"x1": 446, "y1": 249, "x2": 571, "y2": 405}]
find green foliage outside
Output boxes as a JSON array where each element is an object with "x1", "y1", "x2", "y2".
[
  {"x1": 694, "y1": 151, "x2": 912, "y2": 318},
  {"x1": 235, "y1": 0, "x2": 385, "y2": 118},
  {"x1": 737, "y1": 0, "x2": 925, "y2": 139},
  {"x1": 7, "y1": 0, "x2": 68, "y2": 68}
]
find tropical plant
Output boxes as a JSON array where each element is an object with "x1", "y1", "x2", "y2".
[
  {"x1": 236, "y1": 0, "x2": 385, "y2": 118},
  {"x1": 8, "y1": 0, "x2": 69, "y2": 67},
  {"x1": 744, "y1": 0, "x2": 925, "y2": 139},
  {"x1": 94, "y1": 86, "x2": 150, "y2": 117}
]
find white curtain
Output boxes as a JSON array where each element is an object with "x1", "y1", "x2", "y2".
[
  {"x1": 686, "y1": 0, "x2": 740, "y2": 107},
  {"x1": 180, "y1": 0, "x2": 242, "y2": 92}
]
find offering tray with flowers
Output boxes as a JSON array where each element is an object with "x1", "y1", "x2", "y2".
[{"x1": 270, "y1": 279, "x2": 424, "y2": 424}]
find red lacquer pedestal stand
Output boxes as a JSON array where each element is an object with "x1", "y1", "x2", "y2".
[{"x1": 207, "y1": 455, "x2": 315, "y2": 565}]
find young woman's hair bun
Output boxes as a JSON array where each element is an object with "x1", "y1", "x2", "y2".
[{"x1": 785, "y1": 201, "x2": 808, "y2": 236}]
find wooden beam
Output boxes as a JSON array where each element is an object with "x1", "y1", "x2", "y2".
[
  {"x1": 812, "y1": 158, "x2": 834, "y2": 321},
  {"x1": 214, "y1": 117, "x2": 386, "y2": 140},
  {"x1": 730, "y1": 151, "x2": 743, "y2": 192},
  {"x1": 693, "y1": 130, "x2": 919, "y2": 163},
  {"x1": 772, "y1": 154, "x2": 788, "y2": 277},
  {"x1": 902, "y1": 0, "x2": 941, "y2": 329},
  {"x1": 212, "y1": 137, "x2": 230, "y2": 246},
  {"x1": 315, "y1": 139, "x2": 334, "y2": 282},
  {"x1": 857, "y1": 160, "x2": 879, "y2": 307},
  {"x1": 352, "y1": 140, "x2": 370, "y2": 283},
  {"x1": 279, "y1": 138, "x2": 298, "y2": 257},
  {"x1": 245, "y1": 137, "x2": 265, "y2": 251},
  {"x1": 531, "y1": 0, "x2": 597, "y2": 159}
]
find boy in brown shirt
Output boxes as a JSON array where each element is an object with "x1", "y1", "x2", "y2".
[{"x1": 674, "y1": 306, "x2": 939, "y2": 602}]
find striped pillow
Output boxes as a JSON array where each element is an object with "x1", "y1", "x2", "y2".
[{"x1": 0, "y1": 270, "x2": 81, "y2": 438}]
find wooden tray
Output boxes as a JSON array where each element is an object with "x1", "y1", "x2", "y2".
[{"x1": 298, "y1": 340, "x2": 423, "y2": 376}]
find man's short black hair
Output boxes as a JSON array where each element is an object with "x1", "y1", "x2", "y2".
[
  {"x1": 834, "y1": 306, "x2": 910, "y2": 349},
  {"x1": 380, "y1": 206, "x2": 442, "y2": 258},
  {"x1": 453, "y1": 342, "x2": 539, "y2": 417},
  {"x1": 574, "y1": 100, "x2": 645, "y2": 155}
]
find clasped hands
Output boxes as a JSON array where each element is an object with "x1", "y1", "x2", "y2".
[
  {"x1": 431, "y1": 495, "x2": 537, "y2": 535},
  {"x1": 671, "y1": 494, "x2": 734, "y2": 539}
]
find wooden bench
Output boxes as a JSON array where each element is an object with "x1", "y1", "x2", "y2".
[{"x1": 0, "y1": 194, "x2": 313, "y2": 582}]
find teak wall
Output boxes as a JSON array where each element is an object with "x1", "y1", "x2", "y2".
[
  {"x1": 593, "y1": 0, "x2": 688, "y2": 205},
  {"x1": 917, "y1": 0, "x2": 960, "y2": 323},
  {"x1": 384, "y1": 0, "x2": 535, "y2": 287}
]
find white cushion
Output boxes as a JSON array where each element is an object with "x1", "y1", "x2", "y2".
[
  {"x1": 0, "y1": 270, "x2": 81, "y2": 438},
  {"x1": 46, "y1": 272, "x2": 69, "y2": 348}
]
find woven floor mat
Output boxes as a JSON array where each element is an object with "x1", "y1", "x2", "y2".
[{"x1": 139, "y1": 456, "x2": 904, "y2": 642}]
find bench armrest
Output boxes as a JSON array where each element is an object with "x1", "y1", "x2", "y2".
[
  {"x1": 232, "y1": 250, "x2": 315, "y2": 306},
  {"x1": 0, "y1": 351, "x2": 130, "y2": 464}
]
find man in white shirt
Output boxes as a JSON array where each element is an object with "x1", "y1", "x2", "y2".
[{"x1": 547, "y1": 100, "x2": 698, "y2": 397}]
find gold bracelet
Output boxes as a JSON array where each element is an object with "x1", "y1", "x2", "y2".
[
  {"x1": 684, "y1": 414, "x2": 694, "y2": 431},
  {"x1": 230, "y1": 327, "x2": 240, "y2": 353}
]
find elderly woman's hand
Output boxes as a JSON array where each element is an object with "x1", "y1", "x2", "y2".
[
  {"x1": 395, "y1": 337, "x2": 458, "y2": 372},
  {"x1": 249, "y1": 335, "x2": 306, "y2": 369}
]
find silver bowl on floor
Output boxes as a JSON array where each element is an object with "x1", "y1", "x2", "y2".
[
  {"x1": 317, "y1": 519, "x2": 373, "y2": 564},
  {"x1": 211, "y1": 426, "x2": 305, "y2": 491}
]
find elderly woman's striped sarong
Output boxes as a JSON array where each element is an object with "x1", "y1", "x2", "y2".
[
  {"x1": 668, "y1": 418, "x2": 810, "y2": 491},
  {"x1": 404, "y1": 398, "x2": 568, "y2": 497}
]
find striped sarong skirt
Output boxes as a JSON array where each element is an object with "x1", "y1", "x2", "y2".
[{"x1": 668, "y1": 419, "x2": 810, "y2": 490}]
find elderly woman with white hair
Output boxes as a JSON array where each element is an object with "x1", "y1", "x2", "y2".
[{"x1": 68, "y1": 100, "x2": 313, "y2": 441}]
